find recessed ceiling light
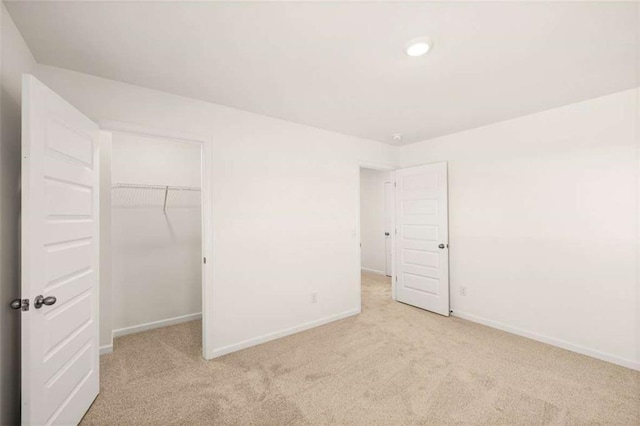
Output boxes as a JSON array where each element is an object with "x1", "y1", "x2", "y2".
[{"x1": 405, "y1": 37, "x2": 433, "y2": 57}]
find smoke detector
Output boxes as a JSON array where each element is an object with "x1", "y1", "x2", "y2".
[{"x1": 393, "y1": 134, "x2": 403, "y2": 142}]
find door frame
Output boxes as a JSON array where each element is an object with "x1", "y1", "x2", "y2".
[
  {"x1": 357, "y1": 162, "x2": 397, "y2": 312},
  {"x1": 357, "y1": 161, "x2": 451, "y2": 310},
  {"x1": 383, "y1": 181, "x2": 394, "y2": 277},
  {"x1": 98, "y1": 120, "x2": 215, "y2": 360}
]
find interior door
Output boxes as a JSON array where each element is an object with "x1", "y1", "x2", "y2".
[
  {"x1": 384, "y1": 181, "x2": 393, "y2": 277},
  {"x1": 394, "y1": 162, "x2": 449, "y2": 316},
  {"x1": 22, "y1": 74, "x2": 100, "y2": 425}
]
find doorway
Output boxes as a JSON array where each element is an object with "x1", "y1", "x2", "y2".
[
  {"x1": 358, "y1": 162, "x2": 451, "y2": 316},
  {"x1": 359, "y1": 167, "x2": 394, "y2": 309},
  {"x1": 107, "y1": 132, "x2": 203, "y2": 351},
  {"x1": 359, "y1": 168, "x2": 393, "y2": 277}
]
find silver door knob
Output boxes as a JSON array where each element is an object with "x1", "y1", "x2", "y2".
[
  {"x1": 34, "y1": 295, "x2": 57, "y2": 309},
  {"x1": 10, "y1": 298, "x2": 29, "y2": 311},
  {"x1": 438, "y1": 244, "x2": 446, "y2": 249}
]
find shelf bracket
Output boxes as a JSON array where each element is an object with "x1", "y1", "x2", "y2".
[{"x1": 162, "y1": 185, "x2": 169, "y2": 214}]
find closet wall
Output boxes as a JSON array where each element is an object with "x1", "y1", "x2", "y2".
[{"x1": 111, "y1": 132, "x2": 202, "y2": 333}]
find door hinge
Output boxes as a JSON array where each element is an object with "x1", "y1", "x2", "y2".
[
  {"x1": 203, "y1": 257, "x2": 207, "y2": 264},
  {"x1": 394, "y1": 182, "x2": 397, "y2": 187}
]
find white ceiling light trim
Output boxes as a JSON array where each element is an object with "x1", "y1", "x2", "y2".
[{"x1": 405, "y1": 37, "x2": 434, "y2": 57}]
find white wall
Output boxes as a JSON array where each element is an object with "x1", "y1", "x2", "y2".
[
  {"x1": 10, "y1": 25, "x2": 634, "y2": 389},
  {"x1": 400, "y1": 88, "x2": 640, "y2": 369},
  {"x1": 0, "y1": 5, "x2": 36, "y2": 424},
  {"x1": 0, "y1": 14, "x2": 633, "y2": 426},
  {"x1": 33, "y1": 64, "x2": 398, "y2": 358},
  {"x1": 110, "y1": 133, "x2": 202, "y2": 332},
  {"x1": 360, "y1": 168, "x2": 390, "y2": 274},
  {"x1": 30, "y1": 65, "x2": 639, "y2": 369}
]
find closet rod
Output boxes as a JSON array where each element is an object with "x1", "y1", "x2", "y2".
[{"x1": 112, "y1": 182, "x2": 201, "y2": 215}]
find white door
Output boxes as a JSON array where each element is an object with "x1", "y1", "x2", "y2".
[
  {"x1": 21, "y1": 75, "x2": 100, "y2": 425},
  {"x1": 384, "y1": 182, "x2": 393, "y2": 277},
  {"x1": 394, "y1": 162, "x2": 449, "y2": 316}
]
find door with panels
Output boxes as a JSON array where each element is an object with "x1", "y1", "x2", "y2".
[
  {"x1": 19, "y1": 74, "x2": 100, "y2": 425},
  {"x1": 394, "y1": 162, "x2": 449, "y2": 316}
]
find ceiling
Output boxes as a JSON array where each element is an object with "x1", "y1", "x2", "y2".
[{"x1": 6, "y1": 1, "x2": 638, "y2": 145}]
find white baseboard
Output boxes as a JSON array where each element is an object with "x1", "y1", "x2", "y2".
[
  {"x1": 451, "y1": 310, "x2": 639, "y2": 371},
  {"x1": 361, "y1": 267, "x2": 386, "y2": 275},
  {"x1": 210, "y1": 309, "x2": 360, "y2": 359},
  {"x1": 112, "y1": 312, "x2": 202, "y2": 339},
  {"x1": 99, "y1": 344, "x2": 113, "y2": 355}
]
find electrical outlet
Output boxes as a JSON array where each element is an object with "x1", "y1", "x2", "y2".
[
  {"x1": 311, "y1": 292, "x2": 318, "y2": 303},
  {"x1": 460, "y1": 287, "x2": 467, "y2": 296}
]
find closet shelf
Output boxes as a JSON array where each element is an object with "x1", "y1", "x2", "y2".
[
  {"x1": 112, "y1": 183, "x2": 201, "y2": 192},
  {"x1": 112, "y1": 183, "x2": 201, "y2": 214}
]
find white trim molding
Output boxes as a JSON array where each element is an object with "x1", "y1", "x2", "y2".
[
  {"x1": 210, "y1": 309, "x2": 360, "y2": 359},
  {"x1": 112, "y1": 313, "x2": 202, "y2": 339},
  {"x1": 361, "y1": 267, "x2": 386, "y2": 275},
  {"x1": 99, "y1": 345, "x2": 113, "y2": 356},
  {"x1": 451, "y1": 310, "x2": 639, "y2": 371}
]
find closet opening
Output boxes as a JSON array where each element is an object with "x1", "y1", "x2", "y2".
[{"x1": 103, "y1": 127, "x2": 209, "y2": 359}]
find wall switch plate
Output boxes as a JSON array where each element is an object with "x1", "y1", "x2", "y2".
[
  {"x1": 460, "y1": 287, "x2": 467, "y2": 296},
  {"x1": 311, "y1": 292, "x2": 318, "y2": 303}
]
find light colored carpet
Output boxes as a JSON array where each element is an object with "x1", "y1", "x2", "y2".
[{"x1": 82, "y1": 272, "x2": 639, "y2": 425}]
